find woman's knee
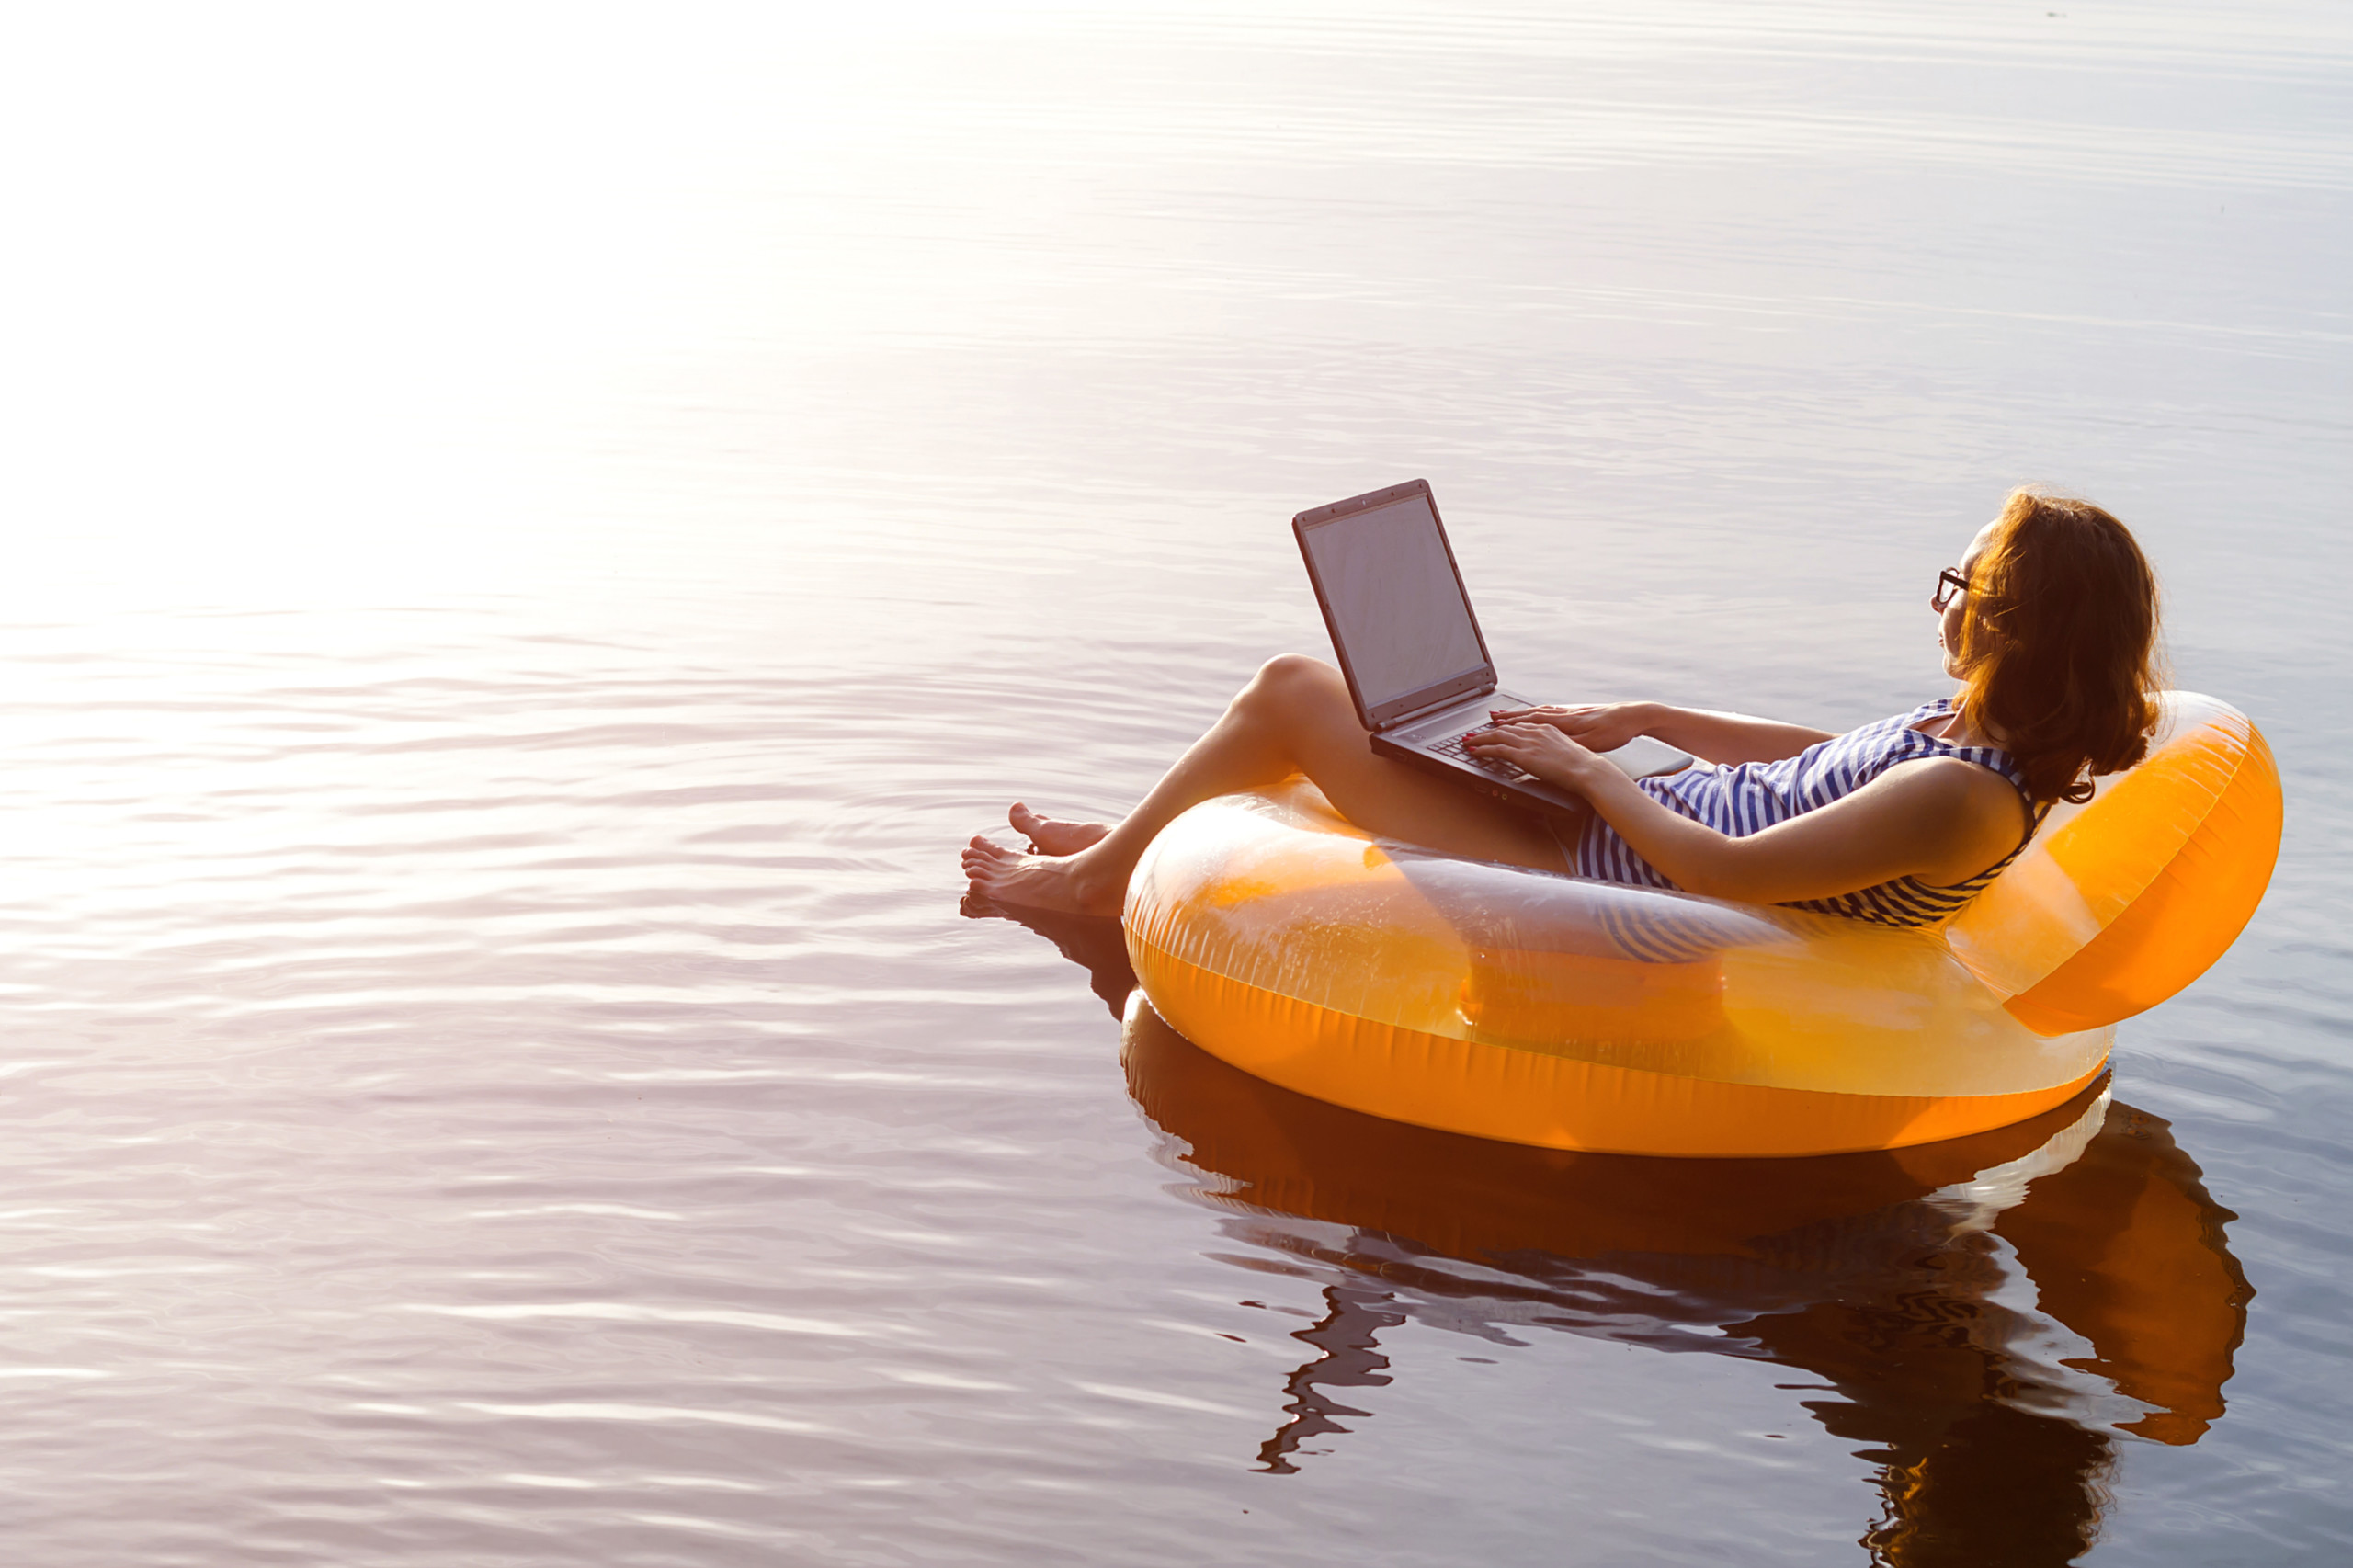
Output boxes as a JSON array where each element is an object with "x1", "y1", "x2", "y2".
[{"x1": 1239, "y1": 654, "x2": 1348, "y2": 719}]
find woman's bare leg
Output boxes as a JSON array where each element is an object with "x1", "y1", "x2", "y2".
[{"x1": 962, "y1": 654, "x2": 1570, "y2": 914}]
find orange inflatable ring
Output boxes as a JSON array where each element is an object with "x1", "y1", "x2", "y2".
[{"x1": 1122, "y1": 692, "x2": 2281, "y2": 1156}]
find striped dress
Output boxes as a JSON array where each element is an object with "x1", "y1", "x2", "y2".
[{"x1": 1574, "y1": 699, "x2": 2041, "y2": 928}]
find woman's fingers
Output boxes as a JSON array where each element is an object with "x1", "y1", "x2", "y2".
[
  {"x1": 1470, "y1": 722, "x2": 1597, "y2": 791},
  {"x1": 1469, "y1": 722, "x2": 1562, "y2": 759},
  {"x1": 1489, "y1": 703, "x2": 1618, "y2": 733}
]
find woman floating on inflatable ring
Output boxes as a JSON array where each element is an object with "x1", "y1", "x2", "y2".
[{"x1": 963, "y1": 488, "x2": 2161, "y2": 927}]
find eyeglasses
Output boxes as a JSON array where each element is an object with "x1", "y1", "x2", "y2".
[{"x1": 1931, "y1": 568, "x2": 1970, "y2": 612}]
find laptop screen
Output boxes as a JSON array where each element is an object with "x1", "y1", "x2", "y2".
[{"x1": 1298, "y1": 492, "x2": 1489, "y2": 719}]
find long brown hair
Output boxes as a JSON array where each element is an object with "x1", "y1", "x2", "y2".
[{"x1": 1953, "y1": 490, "x2": 2163, "y2": 804}]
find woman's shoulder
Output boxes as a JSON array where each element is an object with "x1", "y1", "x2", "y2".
[{"x1": 1875, "y1": 752, "x2": 2038, "y2": 851}]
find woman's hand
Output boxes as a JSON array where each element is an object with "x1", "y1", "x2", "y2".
[
  {"x1": 1484, "y1": 701, "x2": 1660, "y2": 755},
  {"x1": 1465, "y1": 721, "x2": 1612, "y2": 793}
]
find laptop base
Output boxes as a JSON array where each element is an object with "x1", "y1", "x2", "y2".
[{"x1": 1370, "y1": 688, "x2": 1690, "y2": 825}]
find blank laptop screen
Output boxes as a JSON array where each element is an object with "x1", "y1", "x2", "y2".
[{"x1": 1300, "y1": 493, "x2": 1487, "y2": 713}]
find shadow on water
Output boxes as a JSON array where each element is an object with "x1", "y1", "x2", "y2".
[{"x1": 971, "y1": 899, "x2": 2255, "y2": 1566}]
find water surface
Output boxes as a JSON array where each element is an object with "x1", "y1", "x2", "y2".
[{"x1": 0, "y1": 3, "x2": 2347, "y2": 1562}]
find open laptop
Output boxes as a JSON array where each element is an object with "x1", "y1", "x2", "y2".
[{"x1": 1294, "y1": 479, "x2": 1691, "y2": 822}]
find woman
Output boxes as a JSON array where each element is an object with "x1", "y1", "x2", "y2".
[{"x1": 963, "y1": 490, "x2": 2162, "y2": 925}]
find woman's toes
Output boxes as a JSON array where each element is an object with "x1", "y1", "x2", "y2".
[{"x1": 1007, "y1": 803, "x2": 1112, "y2": 856}]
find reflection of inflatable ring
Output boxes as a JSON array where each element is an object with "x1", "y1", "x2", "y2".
[
  {"x1": 1123, "y1": 692, "x2": 2280, "y2": 1156},
  {"x1": 1120, "y1": 1004, "x2": 2251, "y2": 1451}
]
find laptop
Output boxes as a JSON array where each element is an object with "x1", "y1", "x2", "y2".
[{"x1": 1293, "y1": 479, "x2": 1691, "y2": 822}]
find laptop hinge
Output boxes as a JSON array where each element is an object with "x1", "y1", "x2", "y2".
[{"x1": 1376, "y1": 680, "x2": 1498, "y2": 733}]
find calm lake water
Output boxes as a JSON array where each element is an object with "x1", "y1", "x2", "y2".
[{"x1": 1, "y1": 3, "x2": 2347, "y2": 1562}]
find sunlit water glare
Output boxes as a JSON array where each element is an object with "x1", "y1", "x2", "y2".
[{"x1": 0, "y1": 3, "x2": 2347, "y2": 1562}]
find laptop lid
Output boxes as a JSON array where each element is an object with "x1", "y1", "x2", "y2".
[{"x1": 1293, "y1": 480, "x2": 1497, "y2": 730}]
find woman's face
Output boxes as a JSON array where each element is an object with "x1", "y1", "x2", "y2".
[{"x1": 1939, "y1": 521, "x2": 2000, "y2": 677}]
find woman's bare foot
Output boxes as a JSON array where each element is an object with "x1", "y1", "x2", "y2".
[
  {"x1": 962, "y1": 835, "x2": 1125, "y2": 916},
  {"x1": 1009, "y1": 801, "x2": 1112, "y2": 856}
]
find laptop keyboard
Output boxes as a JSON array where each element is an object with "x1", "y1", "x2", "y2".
[{"x1": 1428, "y1": 726, "x2": 1527, "y2": 778}]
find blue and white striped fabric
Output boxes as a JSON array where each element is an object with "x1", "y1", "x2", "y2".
[{"x1": 1574, "y1": 699, "x2": 2040, "y2": 928}]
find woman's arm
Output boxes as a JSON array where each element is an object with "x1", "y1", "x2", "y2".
[
  {"x1": 1467, "y1": 724, "x2": 2028, "y2": 903},
  {"x1": 1487, "y1": 701, "x2": 1835, "y2": 766}
]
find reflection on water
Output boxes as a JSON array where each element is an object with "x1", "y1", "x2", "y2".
[
  {"x1": 1131, "y1": 1004, "x2": 2250, "y2": 1563},
  {"x1": 994, "y1": 903, "x2": 2254, "y2": 1562}
]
